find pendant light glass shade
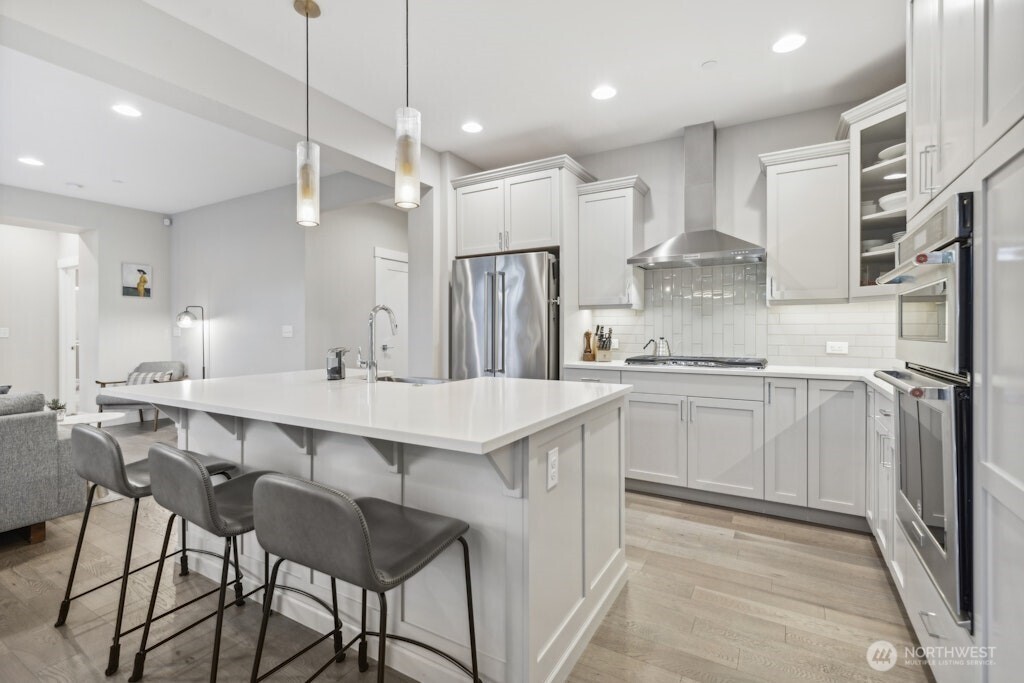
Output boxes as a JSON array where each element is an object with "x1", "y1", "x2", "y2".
[
  {"x1": 296, "y1": 140, "x2": 320, "y2": 226},
  {"x1": 394, "y1": 106, "x2": 421, "y2": 209}
]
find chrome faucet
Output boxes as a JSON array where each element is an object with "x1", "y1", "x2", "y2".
[{"x1": 362, "y1": 304, "x2": 398, "y2": 383}]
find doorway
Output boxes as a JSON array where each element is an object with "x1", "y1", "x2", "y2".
[
  {"x1": 57, "y1": 257, "x2": 79, "y2": 413},
  {"x1": 374, "y1": 248, "x2": 409, "y2": 377}
]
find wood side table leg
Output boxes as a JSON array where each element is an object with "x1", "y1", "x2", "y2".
[{"x1": 22, "y1": 522, "x2": 46, "y2": 544}]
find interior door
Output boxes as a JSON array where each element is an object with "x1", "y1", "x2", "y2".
[
  {"x1": 497, "y1": 252, "x2": 553, "y2": 379},
  {"x1": 374, "y1": 252, "x2": 408, "y2": 377},
  {"x1": 450, "y1": 256, "x2": 495, "y2": 379}
]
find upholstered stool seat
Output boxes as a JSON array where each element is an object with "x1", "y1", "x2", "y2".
[
  {"x1": 251, "y1": 475, "x2": 480, "y2": 683},
  {"x1": 54, "y1": 425, "x2": 242, "y2": 676}
]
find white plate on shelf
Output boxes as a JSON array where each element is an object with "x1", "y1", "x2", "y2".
[
  {"x1": 879, "y1": 191, "x2": 908, "y2": 211},
  {"x1": 869, "y1": 242, "x2": 896, "y2": 252},
  {"x1": 878, "y1": 143, "x2": 906, "y2": 161},
  {"x1": 862, "y1": 238, "x2": 887, "y2": 249}
]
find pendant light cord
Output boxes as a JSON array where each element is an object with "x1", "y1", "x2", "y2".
[
  {"x1": 405, "y1": 0, "x2": 409, "y2": 108},
  {"x1": 305, "y1": 8, "x2": 310, "y2": 143}
]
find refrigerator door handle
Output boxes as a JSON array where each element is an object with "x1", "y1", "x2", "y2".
[
  {"x1": 498, "y1": 271, "x2": 507, "y2": 374},
  {"x1": 485, "y1": 271, "x2": 497, "y2": 374}
]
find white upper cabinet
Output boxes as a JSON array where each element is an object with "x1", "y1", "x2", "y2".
[
  {"x1": 975, "y1": 0, "x2": 1024, "y2": 153},
  {"x1": 908, "y1": 0, "x2": 976, "y2": 219},
  {"x1": 686, "y1": 397, "x2": 765, "y2": 500},
  {"x1": 761, "y1": 142, "x2": 851, "y2": 302},
  {"x1": 577, "y1": 176, "x2": 648, "y2": 308},
  {"x1": 453, "y1": 156, "x2": 595, "y2": 258},
  {"x1": 456, "y1": 180, "x2": 504, "y2": 256},
  {"x1": 505, "y1": 169, "x2": 560, "y2": 252},
  {"x1": 807, "y1": 380, "x2": 867, "y2": 516},
  {"x1": 764, "y1": 378, "x2": 809, "y2": 506}
]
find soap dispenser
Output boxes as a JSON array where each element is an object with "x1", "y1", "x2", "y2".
[{"x1": 326, "y1": 347, "x2": 349, "y2": 380}]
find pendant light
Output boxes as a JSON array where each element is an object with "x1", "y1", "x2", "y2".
[
  {"x1": 295, "y1": 0, "x2": 321, "y2": 226},
  {"x1": 394, "y1": 0, "x2": 421, "y2": 209}
]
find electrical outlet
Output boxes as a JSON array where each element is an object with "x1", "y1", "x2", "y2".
[
  {"x1": 826, "y1": 341, "x2": 849, "y2": 354},
  {"x1": 611, "y1": 338, "x2": 619, "y2": 350},
  {"x1": 546, "y1": 447, "x2": 559, "y2": 491},
  {"x1": 282, "y1": 325, "x2": 293, "y2": 338}
]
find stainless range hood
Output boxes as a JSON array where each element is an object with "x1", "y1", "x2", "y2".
[{"x1": 628, "y1": 122, "x2": 766, "y2": 269}]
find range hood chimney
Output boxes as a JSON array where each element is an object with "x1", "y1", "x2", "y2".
[{"x1": 628, "y1": 122, "x2": 766, "y2": 269}]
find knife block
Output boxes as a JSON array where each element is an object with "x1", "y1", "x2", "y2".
[{"x1": 595, "y1": 349, "x2": 612, "y2": 362}]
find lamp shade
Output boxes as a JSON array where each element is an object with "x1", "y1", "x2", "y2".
[
  {"x1": 175, "y1": 310, "x2": 198, "y2": 328},
  {"x1": 394, "y1": 107, "x2": 421, "y2": 209},
  {"x1": 296, "y1": 140, "x2": 320, "y2": 226}
]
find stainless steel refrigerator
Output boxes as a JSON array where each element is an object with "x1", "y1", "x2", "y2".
[{"x1": 450, "y1": 251, "x2": 559, "y2": 380}]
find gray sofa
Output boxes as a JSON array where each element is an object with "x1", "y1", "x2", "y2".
[{"x1": 0, "y1": 392, "x2": 85, "y2": 541}]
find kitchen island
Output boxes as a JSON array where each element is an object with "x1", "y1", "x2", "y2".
[{"x1": 105, "y1": 370, "x2": 630, "y2": 683}]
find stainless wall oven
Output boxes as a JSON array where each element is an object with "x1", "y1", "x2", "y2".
[{"x1": 876, "y1": 192, "x2": 973, "y2": 630}]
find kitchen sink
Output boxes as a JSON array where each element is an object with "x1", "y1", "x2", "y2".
[{"x1": 378, "y1": 376, "x2": 450, "y2": 385}]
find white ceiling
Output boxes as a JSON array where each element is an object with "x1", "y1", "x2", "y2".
[
  {"x1": 0, "y1": 46, "x2": 344, "y2": 214},
  {"x1": 143, "y1": 0, "x2": 905, "y2": 169}
]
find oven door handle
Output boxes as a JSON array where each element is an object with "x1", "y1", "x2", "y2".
[
  {"x1": 873, "y1": 370, "x2": 951, "y2": 400},
  {"x1": 876, "y1": 247, "x2": 957, "y2": 285}
]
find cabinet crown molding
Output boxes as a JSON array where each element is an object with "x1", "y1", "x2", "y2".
[
  {"x1": 577, "y1": 175, "x2": 650, "y2": 196},
  {"x1": 759, "y1": 140, "x2": 850, "y2": 171},
  {"x1": 835, "y1": 84, "x2": 907, "y2": 139},
  {"x1": 451, "y1": 154, "x2": 596, "y2": 189}
]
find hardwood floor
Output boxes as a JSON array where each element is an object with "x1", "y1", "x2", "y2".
[{"x1": 0, "y1": 421, "x2": 930, "y2": 682}]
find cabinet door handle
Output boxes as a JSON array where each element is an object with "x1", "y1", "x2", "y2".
[
  {"x1": 505, "y1": 230, "x2": 510, "y2": 249},
  {"x1": 925, "y1": 145, "x2": 940, "y2": 193},
  {"x1": 918, "y1": 149, "x2": 929, "y2": 195},
  {"x1": 689, "y1": 401, "x2": 696, "y2": 423},
  {"x1": 578, "y1": 378, "x2": 601, "y2": 383},
  {"x1": 498, "y1": 231, "x2": 503, "y2": 251},
  {"x1": 767, "y1": 381, "x2": 773, "y2": 405},
  {"x1": 918, "y1": 610, "x2": 942, "y2": 639}
]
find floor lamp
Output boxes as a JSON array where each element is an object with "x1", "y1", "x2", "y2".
[{"x1": 175, "y1": 305, "x2": 206, "y2": 379}]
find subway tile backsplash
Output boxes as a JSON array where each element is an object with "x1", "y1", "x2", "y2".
[{"x1": 589, "y1": 264, "x2": 896, "y2": 368}]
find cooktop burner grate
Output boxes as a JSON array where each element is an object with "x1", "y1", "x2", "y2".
[{"x1": 624, "y1": 355, "x2": 767, "y2": 369}]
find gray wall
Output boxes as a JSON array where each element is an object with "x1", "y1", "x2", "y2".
[
  {"x1": 0, "y1": 224, "x2": 60, "y2": 397},
  {"x1": 169, "y1": 171, "x2": 391, "y2": 378},
  {"x1": 576, "y1": 101, "x2": 856, "y2": 250},
  {"x1": 305, "y1": 202, "x2": 408, "y2": 367}
]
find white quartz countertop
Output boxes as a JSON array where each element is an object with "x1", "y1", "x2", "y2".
[
  {"x1": 104, "y1": 370, "x2": 631, "y2": 454},
  {"x1": 564, "y1": 360, "x2": 896, "y2": 396}
]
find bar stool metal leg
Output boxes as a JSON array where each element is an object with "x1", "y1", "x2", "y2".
[
  {"x1": 180, "y1": 518, "x2": 190, "y2": 576},
  {"x1": 376, "y1": 592, "x2": 388, "y2": 683},
  {"x1": 54, "y1": 483, "x2": 97, "y2": 627},
  {"x1": 130, "y1": 514, "x2": 176, "y2": 683},
  {"x1": 105, "y1": 497, "x2": 141, "y2": 675},
  {"x1": 330, "y1": 578, "x2": 345, "y2": 662},
  {"x1": 209, "y1": 536, "x2": 234, "y2": 683},
  {"x1": 358, "y1": 589, "x2": 369, "y2": 672},
  {"x1": 232, "y1": 537, "x2": 245, "y2": 606},
  {"x1": 250, "y1": 558, "x2": 283, "y2": 683},
  {"x1": 458, "y1": 537, "x2": 481, "y2": 683}
]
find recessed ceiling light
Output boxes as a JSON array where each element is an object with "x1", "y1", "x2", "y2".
[
  {"x1": 461, "y1": 121, "x2": 483, "y2": 133},
  {"x1": 17, "y1": 156, "x2": 44, "y2": 166},
  {"x1": 772, "y1": 33, "x2": 807, "y2": 53},
  {"x1": 883, "y1": 172, "x2": 907, "y2": 180},
  {"x1": 591, "y1": 85, "x2": 617, "y2": 100},
  {"x1": 112, "y1": 103, "x2": 142, "y2": 117}
]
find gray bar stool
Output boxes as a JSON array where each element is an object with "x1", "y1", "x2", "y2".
[
  {"x1": 128, "y1": 443, "x2": 272, "y2": 683},
  {"x1": 54, "y1": 425, "x2": 242, "y2": 675},
  {"x1": 250, "y1": 474, "x2": 481, "y2": 683}
]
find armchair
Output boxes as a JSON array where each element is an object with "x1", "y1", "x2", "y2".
[{"x1": 95, "y1": 361, "x2": 187, "y2": 431}]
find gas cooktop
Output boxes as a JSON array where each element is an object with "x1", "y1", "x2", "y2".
[{"x1": 624, "y1": 355, "x2": 768, "y2": 369}]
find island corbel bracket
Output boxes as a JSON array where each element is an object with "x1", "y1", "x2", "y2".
[
  {"x1": 365, "y1": 438, "x2": 403, "y2": 474},
  {"x1": 207, "y1": 412, "x2": 242, "y2": 440},
  {"x1": 486, "y1": 440, "x2": 525, "y2": 498},
  {"x1": 273, "y1": 423, "x2": 317, "y2": 456},
  {"x1": 155, "y1": 404, "x2": 187, "y2": 429}
]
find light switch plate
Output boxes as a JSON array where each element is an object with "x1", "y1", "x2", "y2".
[
  {"x1": 546, "y1": 447, "x2": 559, "y2": 491},
  {"x1": 0, "y1": 327, "x2": 8, "y2": 338},
  {"x1": 282, "y1": 325, "x2": 293, "y2": 338},
  {"x1": 826, "y1": 341, "x2": 849, "y2": 354}
]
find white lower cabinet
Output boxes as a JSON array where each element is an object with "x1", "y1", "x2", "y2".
[
  {"x1": 764, "y1": 378, "x2": 809, "y2": 506},
  {"x1": 625, "y1": 393, "x2": 687, "y2": 486},
  {"x1": 687, "y1": 398, "x2": 765, "y2": 500},
  {"x1": 807, "y1": 380, "x2": 867, "y2": 515}
]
